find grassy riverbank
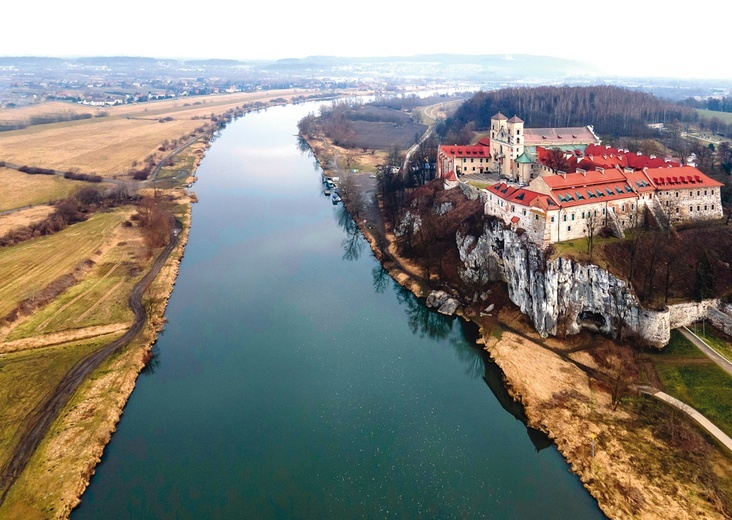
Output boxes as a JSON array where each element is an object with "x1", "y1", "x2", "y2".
[{"x1": 0, "y1": 89, "x2": 349, "y2": 517}]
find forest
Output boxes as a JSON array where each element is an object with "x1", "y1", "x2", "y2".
[{"x1": 437, "y1": 85, "x2": 698, "y2": 142}]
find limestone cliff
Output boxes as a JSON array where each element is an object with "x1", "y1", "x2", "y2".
[{"x1": 457, "y1": 217, "x2": 677, "y2": 346}]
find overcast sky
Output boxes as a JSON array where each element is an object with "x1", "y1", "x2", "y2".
[{"x1": 4, "y1": 0, "x2": 729, "y2": 79}]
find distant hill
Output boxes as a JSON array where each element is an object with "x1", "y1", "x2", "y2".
[{"x1": 267, "y1": 54, "x2": 598, "y2": 81}]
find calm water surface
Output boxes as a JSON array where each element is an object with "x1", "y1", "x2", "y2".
[{"x1": 72, "y1": 103, "x2": 604, "y2": 519}]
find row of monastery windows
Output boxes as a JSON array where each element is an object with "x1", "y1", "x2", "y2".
[{"x1": 664, "y1": 189, "x2": 714, "y2": 197}]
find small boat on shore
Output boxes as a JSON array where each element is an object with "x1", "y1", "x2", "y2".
[{"x1": 331, "y1": 192, "x2": 341, "y2": 204}]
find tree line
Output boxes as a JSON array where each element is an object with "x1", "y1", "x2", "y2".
[
  {"x1": 682, "y1": 96, "x2": 732, "y2": 114},
  {"x1": 438, "y1": 85, "x2": 698, "y2": 142}
]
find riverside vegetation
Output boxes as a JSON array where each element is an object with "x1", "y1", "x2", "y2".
[
  {"x1": 0, "y1": 87, "x2": 350, "y2": 518},
  {"x1": 301, "y1": 91, "x2": 732, "y2": 518}
]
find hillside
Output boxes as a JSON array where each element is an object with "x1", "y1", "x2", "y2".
[{"x1": 438, "y1": 85, "x2": 697, "y2": 141}]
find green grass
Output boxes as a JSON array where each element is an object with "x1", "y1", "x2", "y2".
[
  {"x1": 648, "y1": 330, "x2": 732, "y2": 437},
  {"x1": 0, "y1": 335, "x2": 120, "y2": 471},
  {"x1": 689, "y1": 324, "x2": 732, "y2": 363},
  {"x1": 696, "y1": 109, "x2": 732, "y2": 125}
]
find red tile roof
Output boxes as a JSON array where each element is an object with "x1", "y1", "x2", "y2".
[
  {"x1": 488, "y1": 182, "x2": 558, "y2": 212},
  {"x1": 644, "y1": 165, "x2": 723, "y2": 189},
  {"x1": 541, "y1": 168, "x2": 626, "y2": 189},
  {"x1": 439, "y1": 144, "x2": 489, "y2": 158}
]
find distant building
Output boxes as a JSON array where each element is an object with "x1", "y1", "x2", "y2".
[{"x1": 435, "y1": 112, "x2": 724, "y2": 245}]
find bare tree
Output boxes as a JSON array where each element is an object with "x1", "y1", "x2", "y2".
[{"x1": 585, "y1": 211, "x2": 600, "y2": 261}]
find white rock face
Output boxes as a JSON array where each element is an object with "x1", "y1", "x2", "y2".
[{"x1": 458, "y1": 218, "x2": 671, "y2": 347}]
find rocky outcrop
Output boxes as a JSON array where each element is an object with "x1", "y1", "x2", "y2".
[
  {"x1": 425, "y1": 290, "x2": 461, "y2": 315},
  {"x1": 458, "y1": 217, "x2": 673, "y2": 347}
]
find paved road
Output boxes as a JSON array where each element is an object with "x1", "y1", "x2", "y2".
[
  {"x1": 0, "y1": 219, "x2": 182, "y2": 506},
  {"x1": 679, "y1": 326, "x2": 732, "y2": 377},
  {"x1": 637, "y1": 385, "x2": 732, "y2": 453}
]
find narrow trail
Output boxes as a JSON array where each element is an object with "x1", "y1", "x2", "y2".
[{"x1": 0, "y1": 219, "x2": 181, "y2": 506}]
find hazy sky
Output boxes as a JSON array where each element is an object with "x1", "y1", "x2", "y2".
[{"x1": 4, "y1": 0, "x2": 729, "y2": 79}]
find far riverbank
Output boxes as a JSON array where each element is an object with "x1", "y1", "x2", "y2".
[{"x1": 306, "y1": 134, "x2": 732, "y2": 519}]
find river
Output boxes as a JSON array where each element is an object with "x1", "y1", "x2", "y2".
[{"x1": 72, "y1": 102, "x2": 604, "y2": 519}]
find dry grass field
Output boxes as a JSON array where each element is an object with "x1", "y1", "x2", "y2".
[
  {"x1": 0, "y1": 89, "x2": 314, "y2": 179},
  {"x1": 0, "y1": 209, "x2": 131, "y2": 319},
  {"x1": 0, "y1": 118, "x2": 202, "y2": 177},
  {"x1": 0, "y1": 168, "x2": 94, "y2": 211},
  {"x1": 0, "y1": 206, "x2": 55, "y2": 236}
]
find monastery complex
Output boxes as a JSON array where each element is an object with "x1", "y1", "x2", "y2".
[{"x1": 438, "y1": 112, "x2": 724, "y2": 246}]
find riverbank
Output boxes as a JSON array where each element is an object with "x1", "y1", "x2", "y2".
[
  {"x1": 0, "y1": 192, "x2": 193, "y2": 518},
  {"x1": 309, "y1": 138, "x2": 732, "y2": 518}
]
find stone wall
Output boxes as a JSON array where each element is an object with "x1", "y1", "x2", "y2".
[
  {"x1": 667, "y1": 299, "x2": 721, "y2": 329},
  {"x1": 708, "y1": 307, "x2": 732, "y2": 337}
]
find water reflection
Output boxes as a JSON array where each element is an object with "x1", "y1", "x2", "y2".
[
  {"x1": 140, "y1": 344, "x2": 160, "y2": 376},
  {"x1": 481, "y1": 351, "x2": 553, "y2": 452},
  {"x1": 371, "y1": 264, "x2": 390, "y2": 294},
  {"x1": 386, "y1": 261, "x2": 551, "y2": 450},
  {"x1": 336, "y1": 206, "x2": 365, "y2": 262}
]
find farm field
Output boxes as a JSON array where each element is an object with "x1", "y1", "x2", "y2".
[
  {"x1": 0, "y1": 168, "x2": 97, "y2": 211},
  {"x1": 0, "y1": 209, "x2": 131, "y2": 319},
  {"x1": 0, "y1": 88, "x2": 323, "y2": 179}
]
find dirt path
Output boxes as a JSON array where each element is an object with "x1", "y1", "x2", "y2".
[{"x1": 0, "y1": 219, "x2": 181, "y2": 506}]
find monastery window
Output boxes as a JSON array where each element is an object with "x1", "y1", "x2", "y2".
[
  {"x1": 676, "y1": 208, "x2": 680, "y2": 214},
  {"x1": 551, "y1": 216, "x2": 555, "y2": 223},
  {"x1": 697, "y1": 205, "x2": 701, "y2": 211},
  {"x1": 697, "y1": 191, "x2": 701, "y2": 196},
  {"x1": 712, "y1": 189, "x2": 715, "y2": 195},
  {"x1": 517, "y1": 138, "x2": 521, "y2": 144},
  {"x1": 567, "y1": 225, "x2": 572, "y2": 232},
  {"x1": 582, "y1": 211, "x2": 585, "y2": 219},
  {"x1": 563, "y1": 214, "x2": 567, "y2": 222},
  {"x1": 571, "y1": 214, "x2": 575, "y2": 221},
  {"x1": 602, "y1": 208, "x2": 606, "y2": 215},
  {"x1": 511, "y1": 205, "x2": 515, "y2": 211},
  {"x1": 675, "y1": 192, "x2": 679, "y2": 198},
  {"x1": 535, "y1": 214, "x2": 539, "y2": 220},
  {"x1": 523, "y1": 209, "x2": 526, "y2": 215},
  {"x1": 621, "y1": 204, "x2": 625, "y2": 212},
  {"x1": 690, "y1": 206, "x2": 693, "y2": 212},
  {"x1": 705, "y1": 205, "x2": 708, "y2": 211},
  {"x1": 631, "y1": 204, "x2": 635, "y2": 211},
  {"x1": 712, "y1": 205, "x2": 715, "y2": 210},
  {"x1": 705, "y1": 190, "x2": 708, "y2": 195}
]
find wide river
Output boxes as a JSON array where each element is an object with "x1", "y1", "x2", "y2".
[{"x1": 72, "y1": 102, "x2": 604, "y2": 519}]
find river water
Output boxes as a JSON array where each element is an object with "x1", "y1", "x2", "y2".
[{"x1": 72, "y1": 102, "x2": 603, "y2": 519}]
